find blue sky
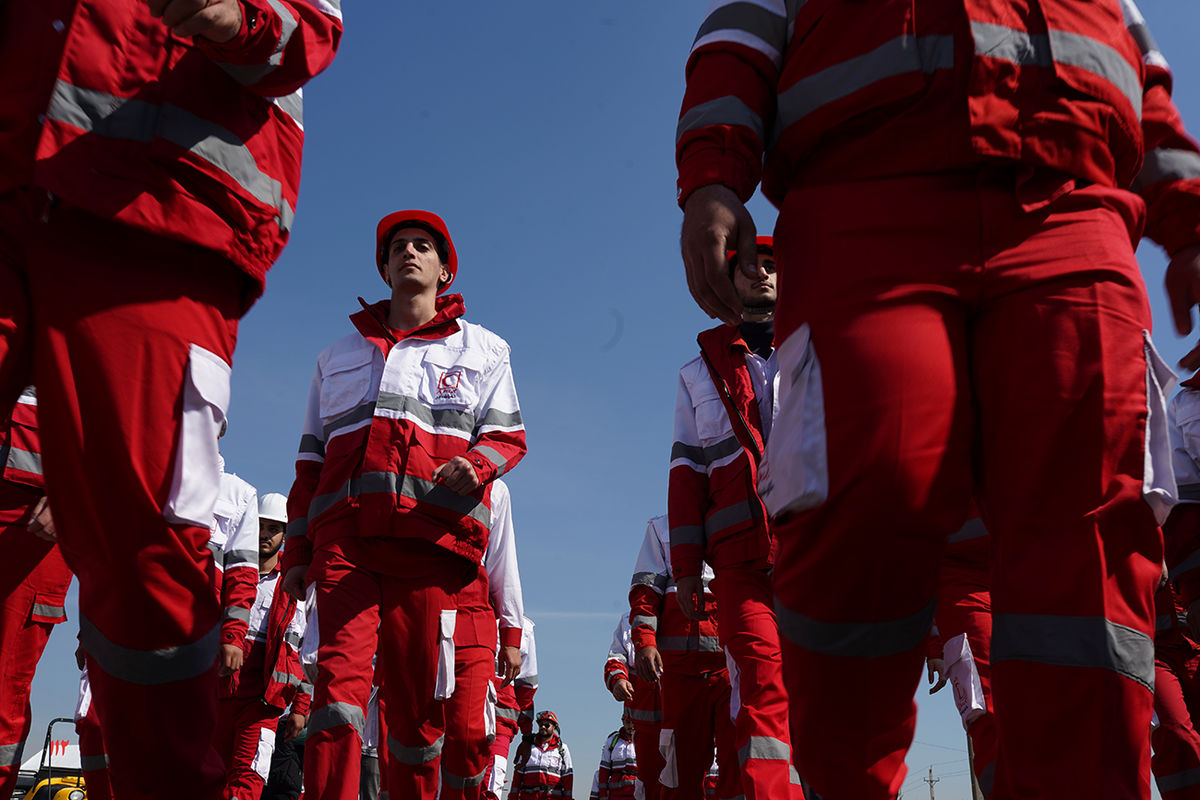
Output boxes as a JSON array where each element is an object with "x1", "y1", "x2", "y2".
[{"x1": 21, "y1": 3, "x2": 1200, "y2": 799}]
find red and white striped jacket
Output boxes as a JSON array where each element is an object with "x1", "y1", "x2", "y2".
[
  {"x1": 669, "y1": 325, "x2": 774, "y2": 579},
  {"x1": 603, "y1": 613, "x2": 661, "y2": 727},
  {"x1": 282, "y1": 295, "x2": 527, "y2": 575},
  {"x1": 677, "y1": 0, "x2": 1200, "y2": 256},
  {"x1": 2, "y1": 0, "x2": 343, "y2": 299},
  {"x1": 628, "y1": 516, "x2": 723, "y2": 675},
  {"x1": 512, "y1": 735, "x2": 574, "y2": 800},
  {"x1": 211, "y1": 458, "x2": 259, "y2": 650},
  {"x1": 588, "y1": 729, "x2": 637, "y2": 800}
]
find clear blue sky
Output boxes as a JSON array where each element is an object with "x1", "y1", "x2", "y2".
[{"x1": 22, "y1": 3, "x2": 1200, "y2": 799}]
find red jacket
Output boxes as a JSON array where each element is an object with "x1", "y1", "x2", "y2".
[
  {"x1": 1, "y1": 0, "x2": 342, "y2": 301},
  {"x1": 677, "y1": 0, "x2": 1200, "y2": 255},
  {"x1": 283, "y1": 296, "x2": 527, "y2": 574},
  {"x1": 669, "y1": 325, "x2": 772, "y2": 579}
]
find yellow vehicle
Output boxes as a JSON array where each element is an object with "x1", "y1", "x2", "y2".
[{"x1": 19, "y1": 719, "x2": 85, "y2": 800}]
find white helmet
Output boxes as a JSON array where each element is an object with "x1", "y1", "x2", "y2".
[{"x1": 259, "y1": 493, "x2": 288, "y2": 524}]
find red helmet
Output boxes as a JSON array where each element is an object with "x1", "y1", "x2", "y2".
[
  {"x1": 536, "y1": 710, "x2": 559, "y2": 728},
  {"x1": 727, "y1": 235, "x2": 774, "y2": 270},
  {"x1": 375, "y1": 210, "x2": 459, "y2": 293}
]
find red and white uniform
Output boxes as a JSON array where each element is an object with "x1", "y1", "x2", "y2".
[
  {"x1": 0, "y1": 389, "x2": 71, "y2": 798},
  {"x1": 604, "y1": 614, "x2": 662, "y2": 800},
  {"x1": 670, "y1": 324, "x2": 803, "y2": 800},
  {"x1": 512, "y1": 734, "x2": 573, "y2": 800},
  {"x1": 489, "y1": 616, "x2": 539, "y2": 799},
  {"x1": 678, "y1": 2, "x2": 1200, "y2": 797},
  {"x1": 285, "y1": 294, "x2": 526, "y2": 800},
  {"x1": 216, "y1": 565, "x2": 309, "y2": 800},
  {"x1": 589, "y1": 729, "x2": 638, "y2": 800},
  {"x1": 0, "y1": 4, "x2": 341, "y2": 798},
  {"x1": 1168, "y1": 378, "x2": 1200, "y2": 608},
  {"x1": 212, "y1": 458, "x2": 260, "y2": 657},
  {"x1": 629, "y1": 516, "x2": 740, "y2": 800}
]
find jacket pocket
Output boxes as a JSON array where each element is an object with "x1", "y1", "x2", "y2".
[
  {"x1": 164, "y1": 344, "x2": 231, "y2": 528},
  {"x1": 319, "y1": 348, "x2": 377, "y2": 423},
  {"x1": 418, "y1": 346, "x2": 487, "y2": 416},
  {"x1": 435, "y1": 609, "x2": 458, "y2": 700},
  {"x1": 30, "y1": 590, "x2": 68, "y2": 625}
]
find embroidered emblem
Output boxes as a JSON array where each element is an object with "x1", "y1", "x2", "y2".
[{"x1": 437, "y1": 369, "x2": 462, "y2": 399}]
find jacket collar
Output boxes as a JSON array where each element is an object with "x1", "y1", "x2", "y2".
[{"x1": 351, "y1": 294, "x2": 465, "y2": 351}]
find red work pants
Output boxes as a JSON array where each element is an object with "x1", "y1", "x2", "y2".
[
  {"x1": 0, "y1": 190, "x2": 241, "y2": 799},
  {"x1": 1153, "y1": 640, "x2": 1200, "y2": 798},
  {"x1": 658, "y1": 669, "x2": 740, "y2": 800},
  {"x1": 485, "y1": 680, "x2": 518, "y2": 799},
  {"x1": 441, "y1": 644, "x2": 498, "y2": 799},
  {"x1": 712, "y1": 567, "x2": 803, "y2": 800},
  {"x1": 771, "y1": 173, "x2": 1159, "y2": 800},
  {"x1": 76, "y1": 695, "x2": 113, "y2": 800},
  {"x1": 216, "y1": 696, "x2": 280, "y2": 800},
  {"x1": 304, "y1": 541, "x2": 475, "y2": 800},
  {"x1": 632, "y1": 719, "x2": 663, "y2": 800}
]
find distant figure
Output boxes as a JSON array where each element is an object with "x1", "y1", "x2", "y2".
[
  {"x1": 603, "y1": 613, "x2": 661, "y2": 800},
  {"x1": 588, "y1": 713, "x2": 637, "y2": 800},
  {"x1": 511, "y1": 711, "x2": 573, "y2": 800}
]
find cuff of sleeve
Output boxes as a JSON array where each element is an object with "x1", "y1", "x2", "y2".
[
  {"x1": 292, "y1": 690, "x2": 311, "y2": 716},
  {"x1": 676, "y1": 142, "x2": 761, "y2": 208},
  {"x1": 631, "y1": 630, "x2": 657, "y2": 651},
  {"x1": 499, "y1": 626, "x2": 522, "y2": 649},
  {"x1": 280, "y1": 537, "x2": 313, "y2": 575},
  {"x1": 672, "y1": 557, "x2": 704, "y2": 584},
  {"x1": 221, "y1": 620, "x2": 247, "y2": 648},
  {"x1": 193, "y1": 0, "x2": 275, "y2": 62},
  {"x1": 464, "y1": 451, "x2": 497, "y2": 485}
]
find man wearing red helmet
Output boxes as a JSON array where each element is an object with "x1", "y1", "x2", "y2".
[{"x1": 281, "y1": 210, "x2": 527, "y2": 800}]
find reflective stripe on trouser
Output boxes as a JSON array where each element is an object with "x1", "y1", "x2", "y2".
[
  {"x1": 659, "y1": 668, "x2": 741, "y2": 800},
  {"x1": 304, "y1": 543, "x2": 474, "y2": 800},
  {"x1": 0, "y1": 576, "x2": 54, "y2": 799},
  {"x1": 712, "y1": 568, "x2": 805, "y2": 800},
  {"x1": 0, "y1": 191, "x2": 238, "y2": 800},
  {"x1": 216, "y1": 695, "x2": 280, "y2": 800},
  {"x1": 771, "y1": 173, "x2": 1159, "y2": 800},
  {"x1": 76, "y1": 700, "x2": 113, "y2": 800},
  {"x1": 632, "y1": 719, "x2": 663, "y2": 800},
  {"x1": 1152, "y1": 644, "x2": 1200, "y2": 799},
  {"x1": 433, "y1": 644, "x2": 494, "y2": 800},
  {"x1": 935, "y1": 560, "x2": 995, "y2": 797}
]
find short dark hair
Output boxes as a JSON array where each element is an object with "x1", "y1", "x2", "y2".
[{"x1": 382, "y1": 221, "x2": 450, "y2": 266}]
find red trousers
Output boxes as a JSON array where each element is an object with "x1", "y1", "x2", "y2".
[
  {"x1": 0, "y1": 190, "x2": 242, "y2": 799},
  {"x1": 1153, "y1": 640, "x2": 1200, "y2": 799},
  {"x1": 441, "y1": 644, "x2": 499, "y2": 799},
  {"x1": 216, "y1": 696, "x2": 280, "y2": 800},
  {"x1": 712, "y1": 568, "x2": 803, "y2": 800},
  {"x1": 658, "y1": 669, "x2": 740, "y2": 800},
  {"x1": 632, "y1": 720, "x2": 663, "y2": 800},
  {"x1": 304, "y1": 541, "x2": 476, "y2": 800},
  {"x1": 76, "y1": 680, "x2": 113, "y2": 800},
  {"x1": 771, "y1": 173, "x2": 1159, "y2": 800}
]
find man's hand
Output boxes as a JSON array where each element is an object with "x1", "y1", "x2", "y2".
[
  {"x1": 75, "y1": 643, "x2": 86, "y2": 672},
  {"x1": 145, "y1": 0, "x2": 243, "y2": 43},
  {"x1": 218, "y1": 643, "x2": 244, "y2": 676},
  {"x1": 610, "y1": 678, "x2": 634, "y2": 703},
  {"x1": 680, "y1": 183, "x2": 758, "y2": 326},
  {"x1": 927, "y1": 658, "x2": 947, "y2": 694},
  {"x1": 282, "y1": 565, "x2": 307, "y2": 601},
  {"x1": 634, "y1": 646, "x2": 663, "y2": 683},
  {"x1": 675, "y1": 575, "x2": 707, "y2": 621},
  {"x1": 433, "y1": 456, "x2": 481, "y2": 495},
  {"x1": 498, "y1": 645, "x2": 521, "y2": 687},
  {"x1": 284, "y1": 712, "x2": 308, "y2": 742},
  {"x1": 27, "y1": 497, "x2": 56, "y2": 542},
  {"x1": 1165, "y1": 243, "x2": 1200, "y2": 370}
]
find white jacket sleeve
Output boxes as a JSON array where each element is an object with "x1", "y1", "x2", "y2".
[{"x1": 485, "y1": 479, "x2": 526, "y2": 637}]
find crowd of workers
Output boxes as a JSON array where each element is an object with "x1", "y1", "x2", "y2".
[{"x1": 2, "y1": 0, "x2": 1200, "y2": 799}]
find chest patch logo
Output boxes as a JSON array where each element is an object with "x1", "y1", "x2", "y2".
[{"x1": 437, "y1": 369, "x2": 463, "y2": 399}]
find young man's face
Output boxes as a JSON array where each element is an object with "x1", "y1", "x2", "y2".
[
  {"x1": 259, "y1": 519, "x2": 285, "y2": 560},
  {"x1": 732, "y1": 251, "x2": 777, "y2": 309},
  {"x1": 386, "y1": 226, "x2": 449, "y2": 294}
]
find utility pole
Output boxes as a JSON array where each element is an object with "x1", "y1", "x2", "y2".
[{"x1": 926, "y1": 765, "x2": 939, "y2": 800}]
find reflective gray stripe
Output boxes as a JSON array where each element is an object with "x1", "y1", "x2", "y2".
[
  {"x1": 978, "y1": 760, "x2": 994, "y2": 797},
  {"x1": 225, "y1": 549, "x2": 259, "y2": 569},
  {"x1": 971, "y1": 22, "x2": 1141, "y2": 116},
  {"x1": 285, "y1": 630, "x2": 303, "y2": 649},
  {"x1": 274, "y1": 91, "x2": 304, "y2": 128},
  {"x1": 739, "y1": 736, "x2": 791, "y2": 764},
  {"x1": 477, "y1": 408, "x2": 524, "y2": 429},
  {"x1": 79, "y1": 753, "x2": 109, "y2": 771},
  {"x1": 1157, "y1": 766, "x2": 1200, "y2": 793},
  {"x1": 0, "y1": 742, "x2": 22, "y2": 768},
  {"x1": 299, "y1": 680, "x2": 314, "y2": 696},
  {"x1": 286, "y1": 517, "x2": 308, "y2": 540},
  {"x1": 6, "y1": 447, "x2": 41, "y2": 476},
  {"x1": 789, "y1": 766, "x2": 802, "y2": 786},
  {"x1": 223, "y1": 605, "x2": 251, "y2": 623},
  {"x1": 377, "y1": 392, "x2": 475, "y2": 434},
  {"x1": 776, "y1": 597, "x2": 935, "y2": 658},
  {"x1": 706, "y1": 501, "x2": 754, "y2": 535},
  {"x1": 992, "y1": 613, "x2": 1154, "y2": 690},
  {"x1": 676, "y1": 96, "x2": 764, "y2": 144},
  {"x1": 31, "y1": 602, "x2": 66, "y2": 621},
  {"x1": 670, "y1": 525, "x2": 706, "y2": 549},
  {"x1": 1136, "y1": 149, "x2": 1200, "y2": 190},
  {"x1": 694, "y1": 2, "x2": 787, "y2": 50},
  {"x1": 631, "y1": 615, "x2": 658, "y2": 631},
  {"x1": 1126, "y1": 22, "x2": 1159, "y2": 60},
  {"x1": 309, "y1": 471, "x2": 490, "y2": 527},
  {"x1": 323, "y1": 402, "x2": 377, "y2": 441},
  {"x1": 1172, "y1": 548, "x2": 1200, "y2": 580},
  {"x1": 627, "y1": 707, "x2": 662, "y2": 723},
  {"x1": 309, "y1": 701, "x2": 365, "y2": 738},
  {"x1": 672, "y1": 435, "x2": 741, "y2": 468},
  {"x1": 208, "y1": 539, "x2": 227, "y2": 569},
  {"x1": 659, "y1": 636, "x2": 723, "y2": 652},
  {"x1": 389, "y1": 733, "x2": 444, "y2": 765},
  {"x1": 516, "y1": 675, "x2": 538, "y2": 689},
  {"x1": 79, "y1": 612, "x2": 219, "y2": 685},
  {"x1": 777, "y1": 35, "x2": 954, "y2": 130},
  {"x1": 272, "y1": 669, "x2": 301, "y2": 687},
  {"x1": 299, "y1": 434, "x2": 325, "y2": 457},
  {"x1": 473, "y1": 445, "x2": 508, "y2": 471},
  {"x1": 442, "y1": 766, "x2": 488, "y2": 789},
  {"x1": 496, "y1": 706, "x2": 520, "y2": 721},
  {"x1": 631, "y1": 571, "x2": 669, "y2": 591},
  {"x1": 45, "y1": 81, "x2": 292, "y2": 224},
  {"x1": 947, "y1": 518, "x2": 988, "y2": 544}
]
